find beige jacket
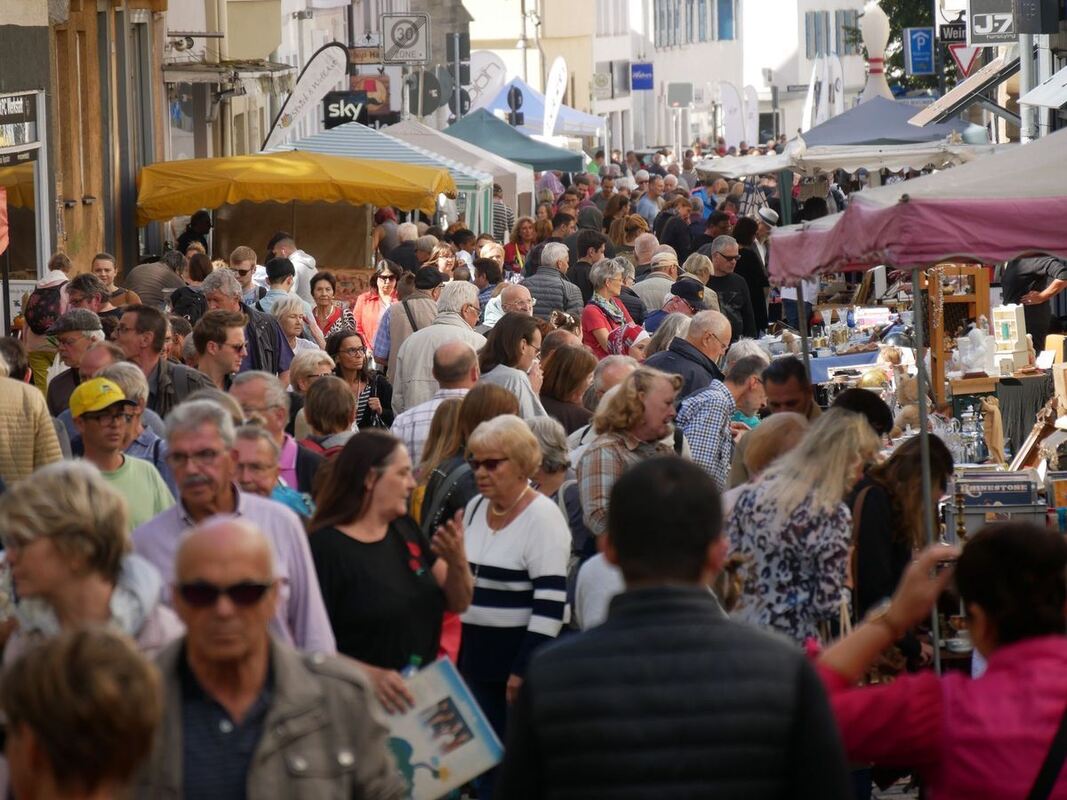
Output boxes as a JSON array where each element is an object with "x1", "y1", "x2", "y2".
[
  {"x1": 0, "y1": 378, "x2": 62, "y2": 482},
  {"x1": 385, "y1": 291, "x2": 438, "y2": 378},
  {"x1": 135, "y1": 638, "x2": 406, "y2": 800}
]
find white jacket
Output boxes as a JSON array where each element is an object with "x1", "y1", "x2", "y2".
[{"x1": 391, "y1": 313, "x2": 485, "y2": 415}]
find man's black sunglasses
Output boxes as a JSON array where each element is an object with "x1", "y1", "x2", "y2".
[{"x1": 177, "y1": 581, "x2": 273, "y2": 608}]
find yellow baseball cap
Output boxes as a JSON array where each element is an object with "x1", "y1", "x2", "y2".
[{"x1": 69, "y1": 378, "x2": 135, "y2": 419}]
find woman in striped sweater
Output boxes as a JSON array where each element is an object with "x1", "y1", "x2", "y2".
[{"x1": 459, "y1": 415, "x2": 571, "y2": 795}]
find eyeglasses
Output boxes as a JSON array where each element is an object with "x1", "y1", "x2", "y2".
[
  {"x1": 340, "y1": 347, "x2": 366, "y2": 356},
  {"x1": 166, "y1": 448, "x2": 223, "y2": 468},
  {"x1": 177, "y1": 580, "x2": 274, "y2": 608},
  {"x1": 54, "y1": 334, "x2": 89, "y2": 348},
  {"x1": 223, "y1": 341, "x2": 248, "y2": 353},
  {"x1": 379, "y1": 274, "x2": 397, "y2": 282},
  {"x1": 466, "y1": 457, "x2": 510, "y2": 472},
  {"x1": 310, "y1": 371, "x2": 333, "y2": 379},
  {"x1": 709, "y1": 331, "x2": 731, "y2": 352},
  {"x1": 716, "y1": 252, "x2": 741, "y2": 261},
  {"x1": 236, "y1": 461, "x2": 275, "y2": 476},
  {"x1": 82, "y1": 410, "x2": 134, "y2": 425}
]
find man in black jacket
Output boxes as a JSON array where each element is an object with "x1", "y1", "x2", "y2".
[
  {"x1": 201, "y1": 269, "x2": 293, "y2": 377},
  {"x1": 644, "y1": 309, "x2": 730, "y2": 399},
  {"x1": 497, "y1": 456, "x2": 852, "y2": 800},
  {"x1": 116, "y1": 305, "x2": 215, "y2": 418}
]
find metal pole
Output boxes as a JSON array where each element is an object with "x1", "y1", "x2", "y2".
[
  {"x1": 796, "y1": 279, "x2": 812, "y2": 376},
  {"x1": 1019, "y1": 33, "x2": 1036, "y2": 142},
  {"x1": 2, "y1": 249, "x2": 10, "y2": 337},
  {"x1": 451, "y1": 33, "x2": 462, "y2": 121},
  {"x1": 1036, "y1": 34, "x2": 1052, "y2": 137},
  {"x1": 911, "y1": 266, "x2": 942, "y2": 676}
]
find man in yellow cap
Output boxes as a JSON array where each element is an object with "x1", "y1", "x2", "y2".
[{"x1": 71, "y1": 378, "x2": 174, "y2": 531}]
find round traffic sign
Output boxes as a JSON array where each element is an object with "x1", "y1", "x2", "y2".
[
  {"x1": 406, "y1": 71, "x2": 444, "y2": 115},
  {"x1": 447, "y1": 88, "x2": 471, "y2": 116},
  {"x1": 390, "y1": 20, "x2": 420, "y2": 48}
]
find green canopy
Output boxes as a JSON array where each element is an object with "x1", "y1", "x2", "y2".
[{"x1": 445, "y1": 109, "x2": 583, "y2": 172}]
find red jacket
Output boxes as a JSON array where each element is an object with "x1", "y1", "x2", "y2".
[{"x1": 820, "y1": 636, "x2": 1067, "y2": 799}]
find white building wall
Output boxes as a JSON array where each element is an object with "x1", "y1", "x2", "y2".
[
  {"x1": 641, "y1": 0, "x2": 744, "y2": 150},
  {"x1": 593, "y1": 0, "x2": 636, "y2": 156},
  {"x1": 742, "y1": 0, "x2": 866, "y2": 140}
]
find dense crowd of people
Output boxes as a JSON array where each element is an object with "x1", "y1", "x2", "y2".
[{"x1": 0, "y1": 146, "x2": 1062, "y2": 800}]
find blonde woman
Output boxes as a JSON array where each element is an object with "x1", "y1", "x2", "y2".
[{"x1": 727, "y1": 408, "x2": 881, "y2": 644}]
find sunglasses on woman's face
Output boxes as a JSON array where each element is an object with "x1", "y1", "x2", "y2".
[
  {"x1": 177, "y1": 580, "x2": 274, "y2": 608},
  {"x1": 466, "y1": 457, "x2": 510, "y2": 472}
]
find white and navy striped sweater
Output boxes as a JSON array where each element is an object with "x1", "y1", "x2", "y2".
[{"x1": 459, "y1": 492, "x2": 571, "y2": 681}]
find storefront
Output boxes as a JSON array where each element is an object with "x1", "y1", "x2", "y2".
[{"x1": 0, "y1": 90, "x2": 51, "y2": 282}]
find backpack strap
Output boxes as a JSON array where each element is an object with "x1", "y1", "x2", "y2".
[
  {"x1": 1027, "y1": 701, "x2": 1067, "y2": 800},
  {"x1": 556, "y1": 479, "x2": 576, "y2": 521},
  {"x1": 421, "y1": 461, "x2": 472, "y2": 537},
  {"x1": 401, "y1": 299, "x2": 420, "y2": 333}
]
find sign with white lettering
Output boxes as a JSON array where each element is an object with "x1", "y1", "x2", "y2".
[{"x1": 966, "y1": 0, "x2": 1016, "y2": 45}]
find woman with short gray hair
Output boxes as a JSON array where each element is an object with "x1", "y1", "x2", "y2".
[
  {"x1": 0, "y1": 461, "x2": 184, "y2": 665},
  {"x1": 581, "y1": 258, "x2": 633, "y2": 360},
  {"x1": 271, "y1": 295, "x2": 324, "y2": 354}
]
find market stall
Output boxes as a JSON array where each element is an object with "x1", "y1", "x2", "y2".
[
  {"x1": 444, "y1": 109, "x2": 584, "y2": 173},
  {"x1": 136, "y1": 150, "x2": 456, "y2": 269},
  {"x1": 386, "y1": 118, "x2": 535, "y2": 216},
  {"x1": 276, "y1": 122, "x2": 494, "y2": 235}
]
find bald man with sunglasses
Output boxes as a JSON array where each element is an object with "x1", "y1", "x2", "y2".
[{"x1": 136, "y1": 520, "x2": 405, "y2": 800}]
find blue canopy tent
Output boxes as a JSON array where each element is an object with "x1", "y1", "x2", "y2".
[
  {"x1": 484, "y1": 77, "x2": 605, "y2": 138},
  {"x1": 445, "y1": 109, "x2": 584, "y2": 172},
  {"x1": 802, "y1": 97, "x2": 985, "y2": 147}
]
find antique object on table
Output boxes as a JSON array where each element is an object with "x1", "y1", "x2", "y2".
[
  {"x1": 958, "y1": 406, "x2": 988, "y2": 464},
  {"x1": 1037, "y1": 429, "x2": 1067, "y2": 472},
  {"x1": 1009, "y1": 397, "x2": 1058, "y2": 471},
  {"x1": 918, "y1": 265, "x2": 991, "y2": 407},
  {"x1": 980, "y1": 397, "x2": 1005, "y2": 465},
  {"x1": 992, "y1": 304, "x2": 1029, "y2": 374}
]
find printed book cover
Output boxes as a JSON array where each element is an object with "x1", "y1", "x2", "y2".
[{"x1": 387, "y1": 657, "x2": 503, "y2": 799}]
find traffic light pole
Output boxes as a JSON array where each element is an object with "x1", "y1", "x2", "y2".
[{"x1": 450, "y1": 33, "x2": 463, "y2": 121}]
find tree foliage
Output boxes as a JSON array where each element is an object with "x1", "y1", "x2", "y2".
[{"x1": 865, "y1": 0, "x2": 960, "y2": 93}]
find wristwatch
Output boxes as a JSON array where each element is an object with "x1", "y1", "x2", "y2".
[{"x1": 865, "y1": 600, "x2": 905, "y2": 641}]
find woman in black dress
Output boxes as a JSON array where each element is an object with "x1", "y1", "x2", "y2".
[{"x1": 309, "y1": 431, "x2": 473, "y2": 711}]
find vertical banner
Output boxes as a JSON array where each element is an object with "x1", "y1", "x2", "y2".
[
  {"x1": 743, "y1": 85, "x2": 760, "y2": 145},
  {"x1": 814, "y1": 56, "x2": 831, "y2": 126},
  {"x1": 543, "y1": 57, "x2": 569, "y2": 137},
  {"x1": 261, "y1": 42, "x2": 349, "y2": 151},
  {"x1": 829, "y1": 55, "x2": 846, "y2": 117},
  {"x1": 719, "y1": 81, "x2": 744, "y2": 150},
  {"x1": 801, "y1": 61, "x2": 818, "y2": 132}
]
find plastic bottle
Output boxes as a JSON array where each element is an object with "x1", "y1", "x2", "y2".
[{"x1": 400, "y1": 655, "x2": 423, "y2": 679}]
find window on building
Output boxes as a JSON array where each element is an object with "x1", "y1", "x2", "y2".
[
  {"x1": 839, "y1": 9, "x2": 861, "y2": 55},
  {"x1": 805, "y1": 11, "x2": 816, "y2": 58},
  {"x1": 814, "y1": 10, "x2": 825, "y2": 56},
  {"x1": 685, "y1": 0, "x2": 695, "y2": 43},
  {"x1": 716, "y1": 0, "x2": 735, "y2": 40},
  {"x1": 698, "y1": 0, "x2": 708, "y2": 41},
  {"x1": 655, "y1": 0, "x2": 667, "y2": 47},
  {"x1": 672, "y1": 0, "x2": 682, "y2": 46},
  {"x1": 616, "y1": 0, "x2": 630, "y2": 35}
]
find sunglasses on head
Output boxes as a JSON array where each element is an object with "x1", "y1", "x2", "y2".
[{"x1": 177, "y1": 580, "x2": 273, "y2": 608}]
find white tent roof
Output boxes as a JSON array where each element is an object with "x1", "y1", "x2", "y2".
[
  {"x1": 387, "y1": 119, "x2": 535, "y2": 212},
  {"x1": 695, "y1": 139, "x2": 1002, "y2": 179}
]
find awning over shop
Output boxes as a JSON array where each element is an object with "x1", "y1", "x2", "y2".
[
  {"x1": 136, "y1": 150, "x2": 456, "y2": 225},
  {"x1": 445, "y1": 109, "x2": 583, "y2": 172},
  {"x1": 483, "y1": 77, "x2": 605, "y2": 138},
  {"x1": 276, "y1": 122, "x2": 494, "y2": 235},
  {"x1": 1020, "y1": 63, "x2": 1067, "y2": 110},
  {"x1": 770, "y1": 128, "x2": 1067, "y2": 284},
  {"x1": 386, "y1": 118, "x2": 536, "y2": 213},
  {"x1": 909, "y1": 51, "x2": 1020, "y2": 126},
  {"x1": 801, "y1": 97, "x2": 979, "y2": 147}
]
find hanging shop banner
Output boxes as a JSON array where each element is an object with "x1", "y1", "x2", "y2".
[{"x1": 262, "y1": 42, "x2": 349, "y2": 151}]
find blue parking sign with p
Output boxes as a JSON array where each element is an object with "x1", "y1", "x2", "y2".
[{"x1": 904, "y1": 27, "x2": 936, "y2": 76}]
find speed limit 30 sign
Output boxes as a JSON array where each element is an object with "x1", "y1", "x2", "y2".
[{"x1": 381, "y1": 13, "x2": 431, "y2": 65}]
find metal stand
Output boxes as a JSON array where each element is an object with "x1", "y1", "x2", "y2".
[
  {"x1": 911, "y1": 266, "x2": 942, "y2": 677},
  {"x1": 797, "y1": 279, "x2": 811, "y2": 376}
]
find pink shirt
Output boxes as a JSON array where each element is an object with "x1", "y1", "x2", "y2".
[
  {"x1": 821, "y1": 636, "x2": 1067, "y2": 799},
  {"x1": 279, "y1": 433, "x2": 298, "y2": 490}
]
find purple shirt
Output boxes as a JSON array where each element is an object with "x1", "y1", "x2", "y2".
[{"x1": 132, "y1": 486, "x2": 336, "y2": 654}]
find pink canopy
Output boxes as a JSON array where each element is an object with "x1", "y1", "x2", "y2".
[{"x1": 770, "y1": 128, "x2": 1067, "y2": 285}]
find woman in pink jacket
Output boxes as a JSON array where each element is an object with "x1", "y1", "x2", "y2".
[{"x1": 819, "y1": 522, "x2": 1067, "y2": 799}]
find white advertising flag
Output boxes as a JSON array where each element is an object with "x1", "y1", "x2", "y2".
[
  {"x1": 262, "y1": 42, "x2": 349, "y2": 152},
  {"x1": 743, "y1": 85, "x2": 760, "y2": 145},
  {"x1": 543, "y1": 57, "x2": 569, "y2": 138},
  {"x1": 719, "y1": 81, "x2": 744, "y2": 150}
]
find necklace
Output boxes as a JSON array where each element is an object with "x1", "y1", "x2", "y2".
[{"x1": 488, "y1": 485, "x2": 530, "y2": 519}]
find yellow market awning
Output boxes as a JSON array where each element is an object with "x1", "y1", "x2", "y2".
[{"x1": 136, "y1": 150, "x2": 457, "y2": 225}]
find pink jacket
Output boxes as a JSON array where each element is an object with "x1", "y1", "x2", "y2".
[{"x1": 821, "y1": 636, "x2": 1067, "y2": 799}]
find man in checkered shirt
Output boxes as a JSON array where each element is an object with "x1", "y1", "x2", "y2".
[{"x1": 391, "y1": 341, "x2": 479, "y2": 467}]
